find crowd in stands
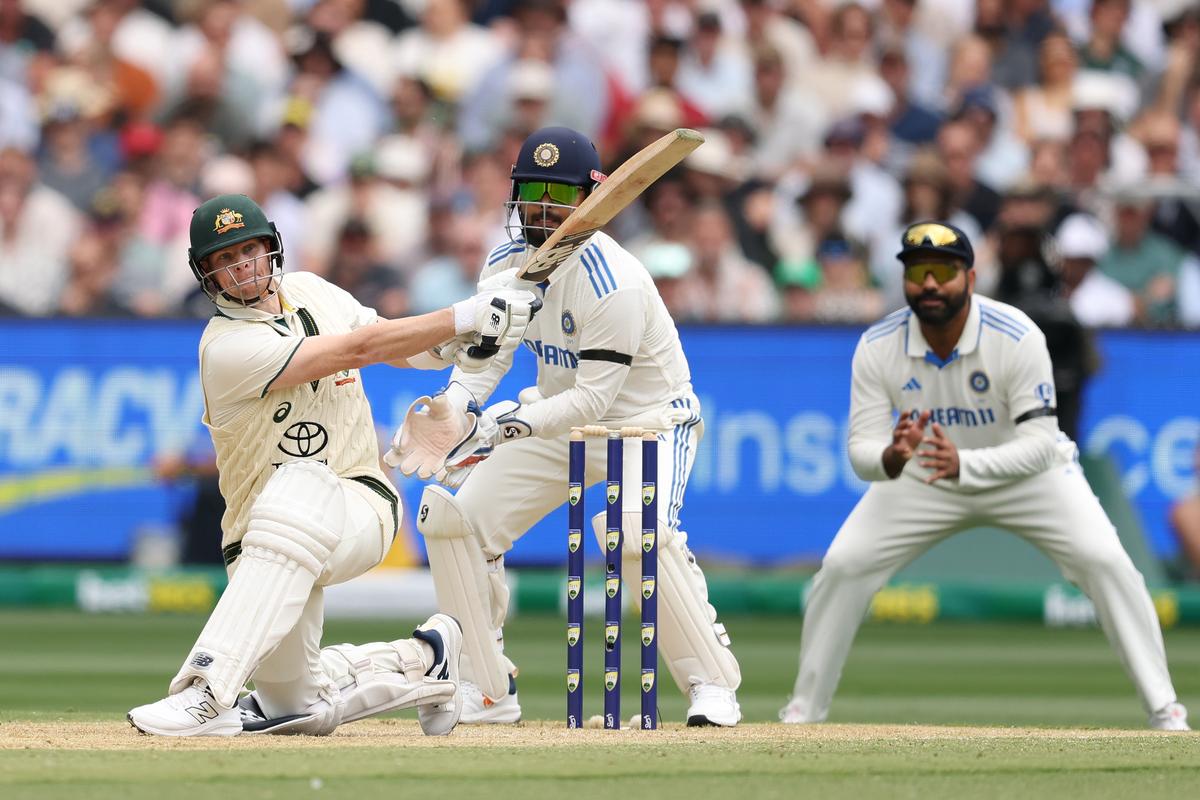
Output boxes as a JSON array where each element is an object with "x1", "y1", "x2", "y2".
[{"x1": 1, "y1": 0, "x2": 1199, "y2": 328}]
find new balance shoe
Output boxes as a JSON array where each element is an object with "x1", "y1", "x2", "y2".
[
  {"x1": 128, "y1": 679, "x2": 241, "y2": 737},
  {"x1": 411, "y1": 613, "x2": 464, "y2": 736}
]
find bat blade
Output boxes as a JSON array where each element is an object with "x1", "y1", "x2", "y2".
[{"x1": 515, "y1": 128, "x2": 705, "y2": 280}]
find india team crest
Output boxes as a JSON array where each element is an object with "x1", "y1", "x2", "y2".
[
  {"x1": 642, "y1": 483, "x2": 655, "y2": 505},
  {"x1": 561, "y1": 310, "x2": 576, "y2": 337},
  {"x1": 641, "y1": 531, "x2": 655, "y2": 553},
  {"x1": 642, "y1": 578, "x2": 656, "y2": 600},
  {"x1": 568, "y1": 530, "x2": 582, "y2": 553},
  {"x1": 605, "y1": 670, "x2": 619, "y2": 691},
  {"x1": 567, "y1": 669, "x2": 580, "y2": 692},
  {"x1": 567, "y1": 623, "x2": 580, "y2": 647},
  {"x1": 641, "y1": 623, "x2": 655, "y2": 646},
  {"x1": 606, "y1": 482, "x2": 620, "y2": 504},
  {"x1": 605, "y1": 623, "x2": 619, "y2": 645},
  {"x1": 533, "y1": 142, "x2": 560, "y2": 167},
  {"x1": 641, "y1": 669, "x2": 656, "y2": 693},
  {"x1": 606, "y1": 529, "x2": 620, "y2": 551},
  {"x1": 605, "y1": 577, "x2": 620, "y2": 598},
  {"x1": 567, "y1": 577, "x2": 581, "y2": 600},
  {"x1": 212, "y1": 208, "x2": 245, "y2": 235},
  {"x1": 568, "y1": 482, "x2": 582, "y2": 505}
]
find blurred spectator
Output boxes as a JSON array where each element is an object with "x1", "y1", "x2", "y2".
[
  {"x1": 952, "y1": 84, "x2": 1029, "y2": 192},
  {"x1": 799, "y1": 3, "x2": 879, "y2": 122},
  {"x1": 284, "y1": 27, "x2": 389, "y2": 184},
  {"x1": 1182, "y1": 82, "x2": 1200, "y2": 183},
  {"x1": 938, "y1": 118, "x2": 1002, "y2": 232},
  {"x1": 56, "y1": 0, "x2": 175, "y2": 89},
  {"x1": 626, "y1": 176, "x2": 694, "y2": 258},
  {"x1": 777, "y1": 233, "x2": 883, "y2": 324},
  {"x1": 162, "y1": 0, "x2": 288, "y2": 149},
  {"x1": 875, "y1": 0, "x2": 948, "y2": 111},
  {"x1": 1078, "y1": 0, "x2": 1144, "y2": 80},
  {"x1": 57, "y1": 227, "x2": 133, "y2": 317},
  {"x1": 390, "y1": 72, "x2": 460, "y2": 196},
  {"x1": 772, "y1": 163, "x2": 852, "y2": 270},
  {"x1": 56, "y1": 1, "x2": 159, "y2": 125},
  {"x1": 1135, "y1": 112, "x2": 1200, "y2": 254},
  {"x1": 35, "y1": 72, "x2": 112, "y2": 212},
  {"x1": 638, "y1": 35, "x2": 708, "y2": 129},
  {"x1": 943, "y1": 34, "x2": 994, "y2": 111},
  {"x1": 1098, "y1": 190, "x2": 1192, "y2": 327},
  {"x1": 326, "y1": 217, "x2": 408, "y2": 318},
  {"x1": 735, "y1": 0, "x2": 817, "y2": 91},
  {"x1": 878, "y1": 45, "x2": 943, "y2": 169},
  {"x1": 745, "y1": 44, "x2": 827, "y2": 180},
  {"x1": 992, "y1": 219, "x2": 1095, "y2": 441},
  {"x1": 303, "y1": 137, "x2": 429, "y2": 276},
  {"x1": 1168, "y1": 444, "x2": 1200, "y2": 582},
  {"x1": 505, "y1": 59, "x2": 555, "y2": 138},
  {"x1": 642, "y1": 241, "x2": 695, "y2": 321},
  {"x1": 246, "y1": 141, "x2": 305, "y2": 259},
  {"x1": 676, "y1": 10, "x2": 753, "y2": 121},
  {"x1": 1013, "y1": 31, "x2": 1077, "y2": 143},
  {"x1": 391, "y1": 0, "x2": 502, "y2": 104},
  {"x1": 409, "y1": 211, "x2": 485, "y2": 314},
  {"x1": 458, "y1": 0, "x2": 610, "y2": 152},
  {"x1": 309, "y1": 0, "x2": 396, "y2": 97},
  {"x1": 117, "y1": 113, "x2": 206, "y2": 315},
  {"x1": 680, "y1": 201, "x2": 777, "y2": 322},
  {"x1": 1053, "y1": 212, "x2": 1134, "y2": 328},
  {"x1": 820, "y1": 116, "x2": 903, "y2": 245},
  {"x1": 975, "y1": 0, "x2": 1056, "y2": 90},
  {"x1": 0, "y1": 146, "x2": 82, "y2": 315}
]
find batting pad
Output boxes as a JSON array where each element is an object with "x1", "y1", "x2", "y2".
[
  {"x1": 170, "y1": 462, "x2": 345, "y2": 709},
  {"x1": 417, "y1": 485, "x2": 513, "y2": 700},
  {"x1": 591, "y1": 512, "x2": 741, "y2": 692}
]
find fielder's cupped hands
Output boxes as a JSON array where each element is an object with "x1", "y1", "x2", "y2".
[
  {"x1": 919, "y1": 422, "x2": 960, "y2": 483},
  {"x1": 891, "y1": 409, "x2": 931, "y2": 459}
]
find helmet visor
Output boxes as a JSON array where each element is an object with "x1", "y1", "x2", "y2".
[{"x1": 516, "y1": 181, "x2": 583, "y2": 205}]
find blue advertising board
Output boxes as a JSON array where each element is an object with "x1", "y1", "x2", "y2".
[{"x1": 1, "y1": 319, "x2": 1197, "y2": 564}]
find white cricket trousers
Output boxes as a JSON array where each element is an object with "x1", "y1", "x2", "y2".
[
  {"x1": 791, "y1": 461, "x2": 1178, "y2": 721},
  {"x1": 242, "y1": 480, "x2": 392, "y2": 718}
]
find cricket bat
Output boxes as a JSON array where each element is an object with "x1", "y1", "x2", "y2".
[{"x1": 515, "y1": 128, "x2": 705, "y2": 280}]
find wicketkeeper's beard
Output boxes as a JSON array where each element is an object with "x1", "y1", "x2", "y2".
[{"x1": 906, "y1": 284, "x2": 970, "y2": 325}]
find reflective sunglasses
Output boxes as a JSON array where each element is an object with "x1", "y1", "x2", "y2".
[
  {"x1": 903, "y1": 222, "x2": 961, "y2": 247},
  {"x1": 904, "y1": 261, "x2": 963, "y2": 285},
  {"x1": 516, "y1": 181, "x2": 582, "y2": 205}
]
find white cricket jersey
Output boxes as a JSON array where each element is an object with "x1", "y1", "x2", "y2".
[
  {"x1": 456, "y1": 231, "x2": 696, "y2": 435},
  {"x1": 848, "y1": 294, "x2": 1073, "y2": 491},
  {"x1": 198, "y1": 272, "x2": 399, "y2": 552}
]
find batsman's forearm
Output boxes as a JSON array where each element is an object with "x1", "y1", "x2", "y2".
[{"x1": 351, "y1": 309, "x2": 457, "y2": 366}]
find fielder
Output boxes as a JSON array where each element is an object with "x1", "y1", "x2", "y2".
[
  {"x1": 779, "y1": 221, "x2": 1189, "y2": 731},
  {"x1": 388, "y1": 127, "x2": 743, "y2": 726},
  {"x1": 127, "y1": 194, "x2": 540, "y2": 737}
]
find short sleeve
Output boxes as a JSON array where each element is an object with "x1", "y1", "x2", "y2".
[{"x1": 201, "y1": 326, "x2": 302, "y2": 426}]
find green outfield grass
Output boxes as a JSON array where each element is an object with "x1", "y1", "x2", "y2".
[{"x1": 2, "y1": 611, "x2": 1199, "y2": 798}]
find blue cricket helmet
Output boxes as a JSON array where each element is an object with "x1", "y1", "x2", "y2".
[{"x1": 511, "y1": 126, "x2": 604, "y2": 189}]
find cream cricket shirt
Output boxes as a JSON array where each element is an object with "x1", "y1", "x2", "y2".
[
  {"x1": 198, "y1": 273, "x2": 398, "y2": 553},
  {"x1": 456, "y1": 231, "x2": 697, "y2": 435},
  {"x1": 848, "y1": 294, "x2": 1073, "y2": 492}
]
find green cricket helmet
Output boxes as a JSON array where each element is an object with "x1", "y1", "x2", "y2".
[{"x1": 188, "y1": 194, "x2": 285, "y2": 307}]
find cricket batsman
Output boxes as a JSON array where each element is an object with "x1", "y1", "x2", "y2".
[
  {"x1": 779, "y1": 221, "x2": 1189, "y2": 731},
  {"x1": 387, "y1": 127, "x2": 743, "y2": 726},
  {"x1": 127, "y1": 194, "x2": 540, "y2": 736}
]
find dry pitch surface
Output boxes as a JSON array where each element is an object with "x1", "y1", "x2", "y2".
[{"x1": 2, "y1": 720, "x2": 1198, "y2": 800}]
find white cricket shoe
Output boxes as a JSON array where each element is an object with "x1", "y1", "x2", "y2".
[
  {"x1": 128, "y1": 679, "x2": 241, "y2": 737},
  {"x1": 778, "y1": 697, "x2": 820, "y2": 724},
  {"x1": 412, "y1": 613, "x2": 464, "y2": 736},
  {"x1": 459, "y1": 676, "x2": 522, "y2": 724},
  {"x1": 1149, "y1": 701, "x2": 1190, "y2": 731},
  {"x1": 686, "y1": 679, "x2": 741, "y2": 727}
]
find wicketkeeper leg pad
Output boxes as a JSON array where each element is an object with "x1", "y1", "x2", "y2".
[
  {"x1": 170, "y1": 461, "x2": 345, "y2": 708},
  {"x1": 591, "y1": 512, "x2": 741, "y2": 693},
  {"x1": 417, "y1": 485, "x2": 514, "y2": 700}
]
